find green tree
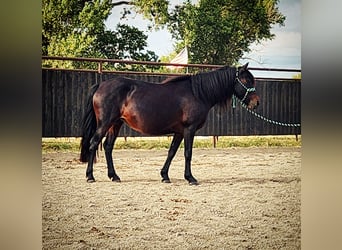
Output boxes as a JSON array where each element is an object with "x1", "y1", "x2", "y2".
[
  {"x1": 95, "y1": 24, "x2": 159, "y2": 71},
  {"x1": 42, "y1": 0, "x2": 159, "y2": 69},
  {"x1": 95, "y1": 24, "x2": 158, "y2": 61},
  {"x1": 130, "y1": 0, "x2": 170, "y2": 27},
  {"x1": 43, "y1": 0, "x2": 285, "y2": 68},
  {"x1": 130, "y1": 0, "x2": 285, "y2": 65},
  {"x1": 42, "y1": 0, "x2": 112, "y2": 56}
]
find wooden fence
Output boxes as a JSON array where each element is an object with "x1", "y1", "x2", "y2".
[{"x1": 42, "y1": 69, "x2": 301, "y2": 137}]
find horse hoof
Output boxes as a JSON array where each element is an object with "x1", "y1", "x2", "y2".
[
  {"x1": 87, "y1": 178, "x2": 96, "y2": 183},
  {"x1": 162, "y1": 179, "x2": 171, "y2": 183},
  {"x1": 112, "y1": 178, "x2": 121, "y2": 183},
  {"x1": 189, "y1": 181, "x2": 199, "y2": 186}
]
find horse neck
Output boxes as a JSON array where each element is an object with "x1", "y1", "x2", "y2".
[{"x1": 191, "y1": 67, "x2": 235, "y2": 107}]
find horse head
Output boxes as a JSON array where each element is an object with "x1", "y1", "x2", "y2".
[{"x1": 234, "y1": 63, "x2": 260, "y2": 110}]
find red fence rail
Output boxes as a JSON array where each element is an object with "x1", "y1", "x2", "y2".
[{"x1": 42, "y1": 56, "x2": 301, "y2": 78}]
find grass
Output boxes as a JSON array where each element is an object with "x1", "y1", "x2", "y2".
[{"x1": 42, "y1": 135, "x2": 301, "y2": 153}]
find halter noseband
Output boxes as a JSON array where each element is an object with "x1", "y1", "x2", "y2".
[{"x1": 235, "y1": 68, "x2": 256, "y2": 102}]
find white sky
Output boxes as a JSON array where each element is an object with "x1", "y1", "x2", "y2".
[{"x1": 105, "y1": 0, "x2": 301, "y2": 77}]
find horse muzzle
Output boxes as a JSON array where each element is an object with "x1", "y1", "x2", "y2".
[{"x1": 247, "y1": 95, "x2": 260, "y2": 110}]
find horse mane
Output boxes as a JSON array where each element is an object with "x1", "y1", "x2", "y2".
[
  {"x1": 162, "y1": 75, "x2": 190, "y2": 83},
  {"x1": 162, "y1": 66, "x2": 236, "y2": 107},
  {"x1": 191, "y1": 66, "x2": 236, "y2": 107}
]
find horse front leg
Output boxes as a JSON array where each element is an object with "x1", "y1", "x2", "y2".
[
  {"x1": 160, "y1": 133, "x2": 183, "y2": 183},
  {"x1": 183, "y1": 128, "x2": 198, "y2": 185},
  {"x1": 103, "y1": 121, "x2": 122, "y2": 182}
]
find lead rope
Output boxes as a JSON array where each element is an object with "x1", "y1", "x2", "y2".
[
  {"x1": 232, "y1": 95, "x2": 237, "y2": 109},
  {"x1": 232, "y1": 94, "x2": 301, "y2": 127}
]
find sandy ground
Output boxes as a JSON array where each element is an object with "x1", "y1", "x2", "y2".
[{"x1": 42, "y1": 147, "x2": 301, "y2": 249}]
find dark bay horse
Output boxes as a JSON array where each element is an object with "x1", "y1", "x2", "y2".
[{"x1": 80, "y1": 63, "x2": 259, "y2": 185}]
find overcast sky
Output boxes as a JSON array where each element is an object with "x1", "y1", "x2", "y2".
[
  {"x1": 105, "y1": 0, "x2": 301, "y2": 77},
  {"x1": 240, "y1": 0, "x2": 301, "y2": 77}
]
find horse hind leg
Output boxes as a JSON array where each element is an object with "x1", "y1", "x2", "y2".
[
  {"x1": 104, "y1": 121, "x2": 123, "y2": 182},
  {"x1": 86, "y1": 127, "x2": 108, "y2": 182}
]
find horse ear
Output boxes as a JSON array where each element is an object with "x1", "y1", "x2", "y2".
[
  {"x1": 242, "y1": 62, "x2": 249, "y2": 70},
  {"x1": 238, "y1": 62, "x2": 249, "y2": 73}
]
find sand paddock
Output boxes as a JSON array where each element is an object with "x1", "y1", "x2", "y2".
[{"x1": 42, "y1": 147, "x2": 300, "y2": 249}]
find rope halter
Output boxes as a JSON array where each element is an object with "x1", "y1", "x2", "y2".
[{"x1": 235, "y1": 68, "x2": 256, "y2": 102}]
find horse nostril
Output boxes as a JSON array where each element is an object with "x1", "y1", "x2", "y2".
[{"x1": 257, "y1": 101, "x2": 260, "y2": 106}]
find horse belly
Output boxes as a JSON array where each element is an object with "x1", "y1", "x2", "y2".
[{"x1": 121, "y1": 104, "x2": 182, "y2": 136}]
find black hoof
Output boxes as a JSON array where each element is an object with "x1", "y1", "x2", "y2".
[
  {"x1": 162, "y1": 179, "x2": 171, "y2": 183},
  {"x1": 87, "y1": 178, "x2": 96, "y2": 183},
  {"x1": 112, "y1": 177, "x2": 121, "y2": 182},
  {"x1": 189, "y1": 181, "x2": 199, "y2": 186},
  {"x1": 185, "y1": 175, "x2": 198, "y2": 185}
]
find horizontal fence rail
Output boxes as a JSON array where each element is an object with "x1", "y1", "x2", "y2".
[
  {"x1": 42, "y1": 56, "x2": 301, "y2": 79},
  {"x1": 42, "y1": 58, "x2": 301, "y2": 137}
]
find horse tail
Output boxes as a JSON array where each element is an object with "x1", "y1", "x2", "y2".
[{"x1": 80, "y1": 83, "x2": 100, "y2": 162}]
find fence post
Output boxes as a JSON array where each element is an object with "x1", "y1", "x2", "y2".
[
  {"x1": 212, "y1": 136, "x2": 218, "y2": 148},
  {"x1": 98, "y1": 61, "x2": 103, "y2": 74}
]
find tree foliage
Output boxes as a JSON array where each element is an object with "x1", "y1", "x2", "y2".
[
  {"x1": 131, "y1": 0, "x2": 169, "y2": 27},
  {"x1": 42, "y1": 0, "x2": 285, "y2": 68},
  {"x1": 131, "y1": 0, "x2": 285, "y2": 65},
  {"x1": 42, "y1": 0, "x2": 111, "y2": 55},
  {"x1": 42, "y1": 0, "x2": 158, "y2": 69}
]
